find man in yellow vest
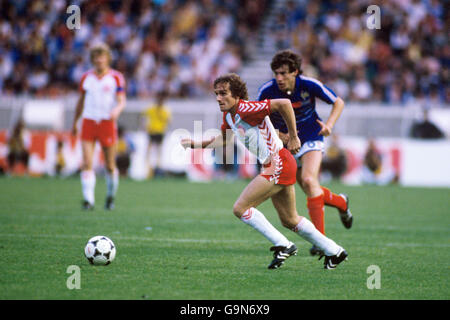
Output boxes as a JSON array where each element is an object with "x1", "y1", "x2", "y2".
[{"x1": 142, "y1": 91, "x2": 171, "y2": 178}]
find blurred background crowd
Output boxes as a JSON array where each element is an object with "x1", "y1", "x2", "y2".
[
  {"x1": 270, "y1": 0, "x2": 448, "y2": 105},
  {"x1": 0, "y1": 0, "x2": 448, "y2": 105},
  {"x1": 0, "y1": 0, "x2": 266, "y2": 98}
]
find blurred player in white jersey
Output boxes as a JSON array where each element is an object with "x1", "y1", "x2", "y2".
[
  {"x1": 71, "y1": 43, "x2": 126, "y2": 210},
  {"x1": 181, "y1": 74, "x2": 347, "y2": 269}
]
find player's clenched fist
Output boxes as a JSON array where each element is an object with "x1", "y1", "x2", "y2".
[{"x1": 287, "y1": 135, "x2": 301, "y2": 155}]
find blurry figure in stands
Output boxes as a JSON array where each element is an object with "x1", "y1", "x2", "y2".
[
  {"x1": 142, "y1": 91, "x2": 171, "y2": 178},
  {"x1": 55, "y1": 140, "x2": 65, "y2": 176},
  {"x1": 7, "y1": 119, "x2": 30, "y2": 176},
  {"x1": 361, "y1": 139, "x2": 396, "y2": 185},
  {"x1": 116, "y1": 126, "x2": 135, "y2": 177},
  {"x1": 409, "y1": 107, "x2": 445, "y2": 139},
  {"x1": 321, "y1": 134, "x2": 347, "y2": 182}
]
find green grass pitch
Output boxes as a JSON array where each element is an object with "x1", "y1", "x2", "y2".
[{"x1": 0, "y1": 176, "x2": 449, "y2": 300}]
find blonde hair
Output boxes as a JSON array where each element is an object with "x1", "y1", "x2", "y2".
[{"x1": 89, "y1": 43, "x2": 112, "y2": 64}]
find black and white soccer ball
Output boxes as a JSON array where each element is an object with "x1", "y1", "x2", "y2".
[{"x1": 84, "y1": 236, "x2": 116, "y2": 266}]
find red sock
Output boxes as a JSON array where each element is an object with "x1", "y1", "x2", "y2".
[
  {"x1": 321, "y1": 187, "x2": 347, "y2": 212},
  {"x1": 307, "y1": 194, "x2": 325, "y2": 235}
]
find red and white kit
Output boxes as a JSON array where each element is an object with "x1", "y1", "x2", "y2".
[
  {"x1": 221, "y1": 99, "x2": 297, "y2": 185},
  {"x1": 79, "y1": 69, "x2": 125, "y2": 147}
]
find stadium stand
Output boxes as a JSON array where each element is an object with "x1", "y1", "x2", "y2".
[
  {"x1": 0, "y1": 0, "x2": 267, "y2": 98},
  {"x1": 242, "y1": 0, "x2": 448, "y2": 105},
  {"x1": 1, "y1": 0, "x2": 447, "y2": 105}
]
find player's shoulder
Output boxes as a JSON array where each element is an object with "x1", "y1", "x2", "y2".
[
  {"x1": 299, "y1": 74, "x2": 323, "y2": 85},
  {"x1": 109, "y1": 69, "x2": 125, "y2": 81},
  {"x1": 109, "y1": 69, "x2": 126, "y2": 88},
  {"x1": 238, "y1": 99, "x2": 269, "y2": 112},
  {"x1": 109, "y1": 69, "x2": 125, "y2": 78},
  {"x1": 257, "y1": 79, "x2": 277, "y2": 99},
  {"x1": 80, "y1": 69, "x2": 95, "y2": 81},
  {"x1": 299, "y1": 75, "x2": 337, "y2": 98}
]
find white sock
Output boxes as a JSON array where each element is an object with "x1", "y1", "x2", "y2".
[
  {"x1": 240, "y1": 207, "x2": 291, "y2": 247},
  {"x1": 105, "y1": 169, "x2": 119, "y2": 198},
  {"x1": 81, "y1": 170, "x2": 96, "y2": 205},
  {"x1": 293, "y1": 217, "x2": 340, "y2": 256}
]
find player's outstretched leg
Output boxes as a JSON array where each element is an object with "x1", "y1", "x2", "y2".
[
  {"x1": 322, "y1": 187, "x2": 353, "y2": 229},
  {"x1": 234, "y1": 176, "x2": 297, "y2": 269}
]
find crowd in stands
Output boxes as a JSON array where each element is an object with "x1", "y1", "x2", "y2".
[
  {"x1": 0, "y1": 0, "x2": 448, "y2": 105},
  {"x1": 0, "y1": 0, "x2": 266, "y2": 98},
  {"x1": 271, "y1": 0, "x2": 448, "y2": 105}
]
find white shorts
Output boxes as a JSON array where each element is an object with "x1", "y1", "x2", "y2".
[{"x1": 293, "y1": 140, "x2": 324, "y2": 168}]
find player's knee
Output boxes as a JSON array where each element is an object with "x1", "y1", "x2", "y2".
[
  {"x1": 301, "y1": 175, "x2": 318, "y2": 191},
  {"x1": 105, "y1": 164, "x2": 115, "y2": 174},
  {"x1": 81, "y1": 162, "x2": 93, "y2": 171},
  {"x1": 232, "y1": 202, "x2": 246, "y2": 218}
]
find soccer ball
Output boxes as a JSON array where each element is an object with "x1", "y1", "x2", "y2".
[{"x1": 84, "y1": 236, "x2": 116, "y2": 265}]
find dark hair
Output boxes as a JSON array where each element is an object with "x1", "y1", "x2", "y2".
[
  {"x1": 213, "y1": 73, "x2": 249, "y2": 100},
  {"x1": 270, "y1": 50, "x2": 303, "y2": 74}
]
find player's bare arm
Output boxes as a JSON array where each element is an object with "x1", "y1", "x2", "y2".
[
  {"x1": 110, "y1": 92, "x2": 126, "y2": 122},
  {"x1": 270, "y1": 98, "x2": 301, "y2": 154},
  {"x1": 72, "y1": 91, "x2": 86, "y2": 136},
  {"x1": 181, "y1": 131, "x2": 233, "y2": 150},
  {"x1": 317, "y1": 97, "x2": 344, "y2": 137}
]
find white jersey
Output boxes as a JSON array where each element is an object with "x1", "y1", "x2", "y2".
[
  {"x1": 222, "y1": 99, "x2": 283, "y2": 164},
  {"x1": 79, "y1": 69, "x2": 125, "y2": 122}
]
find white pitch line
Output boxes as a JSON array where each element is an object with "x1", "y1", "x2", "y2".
[
  {"x1": 0, "y1": 233, "x2": 267, "y2": 244},
  {"x1": 385, "y1": 242, "x2": 450, "y2": 248},
  {"x1": 1, "y1": 233, "x2": 448, "y2": 249}
]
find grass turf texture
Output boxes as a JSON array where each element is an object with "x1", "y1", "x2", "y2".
[{"x1": 0, "y1": 176, "x2": 449, "y2": 300}]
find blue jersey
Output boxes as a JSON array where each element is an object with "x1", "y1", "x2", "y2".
[{"x1": 257, "y1": 75, "x2": 337, "y2": 143}]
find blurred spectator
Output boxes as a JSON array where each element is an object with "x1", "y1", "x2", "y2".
[
  {"x1": 116, "y1": 126, "x2": 135, "y2": 177},
  {"x1": 0, "y1": 0, "x2": 267, "y2": 98},
  {"x1": 363, "y1": 139, "x2": 382, "y2": 178},
  {"x1": 321, "y1": 134, "x2": 347, "y2": 182},
  {"x1": 142, "y1": 90, "x2": 171, "y2": 178},
  {"x1": 361, "y1": 138, "x2": 397, "y2": 185},
  {"x1": 55, "y1": 140, "x2": 65, "y2": 176},
  {"x1": 409, "y1": 107, "x2": 445, "y2": 139},
  {"x1": 7, "y1": 119, "x2": 30, "y2": 176}
]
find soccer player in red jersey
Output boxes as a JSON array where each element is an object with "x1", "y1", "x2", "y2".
[
  {"x1": 257, "y1": 50, "x2": 353, "y2": 255},
  {"x1": 181, "y1": 74, "x2": 347, "y2": 269},
  {"x1": 71, "y1": 43, "x2": 126, "y2": 210}
]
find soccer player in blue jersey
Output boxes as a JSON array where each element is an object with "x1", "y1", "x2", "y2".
[{"x1": 257, "y1": 50, "x2": 353, "y2": 255}]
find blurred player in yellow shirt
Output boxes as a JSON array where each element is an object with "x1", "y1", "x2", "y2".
[{"x1": 142, "y1": 91, "x2": 171, "y2": 178}]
